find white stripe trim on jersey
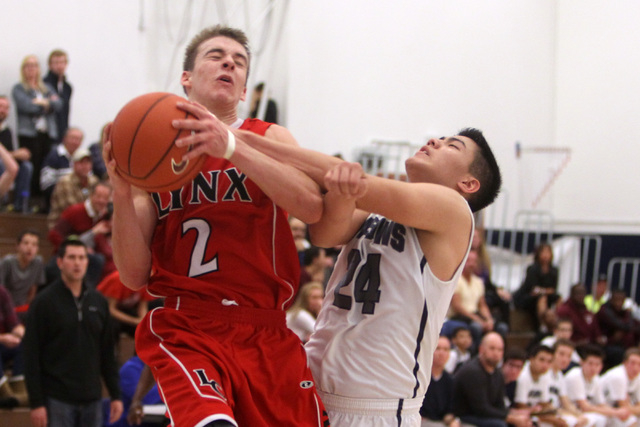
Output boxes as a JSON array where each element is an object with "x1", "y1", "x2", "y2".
[
  {"x1": 318, "y1": 391, "x2": 422, "y2": 416},
  {"x1": 147, "y1": 306, "x2": 229, "y2": 403},
  {"x1": 194, "y1": 414, "x2": 238, "y2": 427}
]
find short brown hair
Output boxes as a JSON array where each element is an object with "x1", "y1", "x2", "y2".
[
  {"x1": 48, "y1": 49, "x2": 68, "y2": 65},
  {"x1": 623, "y1": 347, "x2": 640, "y2": 362},
  {"x1": 183, "y1": 25, "x2": 251, "y2": 79}
]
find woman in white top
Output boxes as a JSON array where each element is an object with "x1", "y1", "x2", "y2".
[{"x1": 286, "y1": 281, "x2": 324, "y2": 343}]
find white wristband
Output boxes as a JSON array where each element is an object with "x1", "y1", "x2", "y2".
[{"x1": 223, "y1": 129, "x2": 236, "y2": 160}]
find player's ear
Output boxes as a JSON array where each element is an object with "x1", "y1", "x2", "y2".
[
  {"x1": 240, "y1": 86, "x2": 247, "y2": 102},
  {"x1": 180, "y1": 71, "x2": 192, "y2": 91},
  {"x1": 457, "y1": 175, "x2": 480, "y2": 194}
]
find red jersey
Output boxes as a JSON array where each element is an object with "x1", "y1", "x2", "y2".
[{"x1": 148, "y1": 118, "x2": 300, "y2": 310}]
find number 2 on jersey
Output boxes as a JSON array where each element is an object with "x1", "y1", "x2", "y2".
[
  {"x1": 332, "y1": 249, "x2": 381, "y2": 314},
  {"x1": 182, "y1": 218, "x2": 219, "y2": 277}
]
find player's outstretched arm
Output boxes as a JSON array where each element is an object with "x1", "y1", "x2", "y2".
[
  {"x1": 103, "y1": 125, "x2": 156, "y2": 290},
  {"x1": 174, "y1": 101, "x2": 323, "y2": 224},
  {"x1": 226, "y1": 128, "x2": 471, "y2": 234}
]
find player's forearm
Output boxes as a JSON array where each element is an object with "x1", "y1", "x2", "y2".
[
  {"x1": 111, "y1": 191, "x2": 154, "y2": 290},
  {"x1": 230, "y1": 138, "x2": 323, "y2": 224},
  {"x1": 235, "y1": 129, "x2": 341, "y2": 189},
  {"x1": 309, "y1": 192, "x2": 365, "y2": 248}
]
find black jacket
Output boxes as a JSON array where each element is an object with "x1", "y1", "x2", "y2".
[
  {"x1": 43, "y1": 71, "x2": 72, "y2": 141},
  {"x1": 23, "y1": 279, "x2": 120, "y2": 407}
]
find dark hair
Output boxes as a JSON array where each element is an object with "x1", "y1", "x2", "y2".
[
  {"x1": 534, "y1": 242, "x2": 553, "y2": 264},
  {"x1": 623, "y1": 347, "x2": 640, "y2": 362},
  {"x1": 17, "y1": 228, "x2": 40, "y2": 243},
  {"x1": 457, "y1": 128, "x2": 502, "y2": 212},
  {"x1": 504, "y1": 347, "x2": 527, "y2": 363},
  {"x1": 529, "y1": 344, "x2": 554, "y2": 358},
  {"x1": 303, "y1": 246, "x2": 323, "y2": 267},
  {"x1": 554, "y1": 317, "x2": 573, "y2": 329},
  {"x1": 57, "y1": 237, "x2": 87, "y2": 259},
  {"x1": 452, "y1": 326, "x2": 471, "y2": 338},
  {"x1": 183, "y1": 25, "x2": 251, "y2": 79},
  {"x1": 579, "y1": 344, "x2": 605, "y2": 361},
  {"x1": 553, "y1": 338, "x2": 575, "y2": 352}
]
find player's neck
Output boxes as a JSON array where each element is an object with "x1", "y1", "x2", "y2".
[{"x1": 206, "y1": 101, "x2": 240, "y2": 126}]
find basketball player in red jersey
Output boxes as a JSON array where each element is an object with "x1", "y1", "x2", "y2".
[{"x1": 103, "y1": 26, "x2": 329, "y2": 427}]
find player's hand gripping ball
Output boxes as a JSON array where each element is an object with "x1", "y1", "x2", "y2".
[{"x1": 110, "y1": 92, "x2": 205, "y2": 192}]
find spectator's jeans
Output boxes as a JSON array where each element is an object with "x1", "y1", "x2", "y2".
[
  {"x1": 0, "y1": 342, "x2": 24, "y2": 378},
  {"x1": 459, "y1": 415, "x2": 507, "y2": 427},
  {"x1": 0, "y1": 160, "x2": 32, "y2": 208},
  {"x1": 13, "y1": 160, "x2": 33, "y2": 208},
  {"x1": 46, "y1": 396, "x2": 102, "y2": 427}
]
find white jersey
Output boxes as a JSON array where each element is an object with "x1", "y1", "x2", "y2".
[
  {"x1": 515, "y1": 365, "x2": 551, "y2": 407},
  {"x1": 546, "y1": 369, "x2": 568, "y2": 408},
  {"x1": 601, "y1": 365, "x2": 640, "y2": 406},
  {"x1": 306, "y1": 212, "x2": 473, "y2": 400},
  {"x1": 564, "y1": 367, "x2": 605, "y2": 405}
]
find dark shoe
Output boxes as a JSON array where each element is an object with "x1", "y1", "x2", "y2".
[{"x1": 0, "y1": 396, "x2": 19, "y2": 409}]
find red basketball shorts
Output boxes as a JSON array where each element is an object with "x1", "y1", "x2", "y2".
[{"x1": 136, "y1": 297, "x2": 330, "y2": 427}]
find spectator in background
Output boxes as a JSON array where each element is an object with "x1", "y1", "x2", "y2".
[
  {"x1": 286, "y1": 281, "x2": 323, "y2": 343},
  {"x1": 474, "y1": 228, "x2": 511, "y2": 328},
  {"x1": 47, "y1": 181, "x2": 113, "y2": 289},
  {"x1": 556, "y1": 284, "x2": 606, "y2": 348},
  {"x1": 514, "y1": 242, "x2": 560, "y2": 332},
  {"x1": 88, "y1": 123, "x2": 108, "y2": 180},
  {"x1": 546, "y1": 339, "x2": 590, "y2": 427},
  {"x1": 12, "y1": 54, "x2": 62, "y2": 203},
  {"x1": 444, "y1": 248, "x2": 509, "y2": 347},
  {"x1": 0, "y1": 229, "x2": 45, "y2": 322},
  {"x1": 40, "y1": 127, "x2": 84, "y2": 211},
  {"x1": 564, "y1": 345, "x2": 634, "y2": 427},
  {"x1": 540, "y1": 317, "x2": 581, "y2": 369},
  {"x1": 300, "y1": 246, "x2": 334, "y2": 287},
  {"x1": 453, "y1": 332, "x2": 532, "y2": 427},
  {"x1": 0, "y1": 285, "x2": 26, "y2": 407},
  {"x1": 289, "y1": 216, "x2": 310, "y2": 265},
  {"x1": 444, "y1": 326, "x2": 473, "y2": 374},
  {"x1": 97, "y1": 270, "x2": 156, "y2": 339},
  {"x1": 502, "y1": 348, "x2": 528, "y2": 408},
  {"x1": 600, "y1": 347, "x2": 640, "y2": 419},
  {"x1": 596, "y1": 289, "x2": 640, "y2": 370},
  {"x1": 585, "y1": 275, "x2": 610, "y2": 314},
  {"x1": 513, "y1": 345, "x2": 563, "y2": 426},
  {"x1": 0, "y1": 143, "x2": 18, "y2": 201},
  {"x1": 105, "y1": 354, "x2": 164, "y2": 427},
  {"x1": 23, "y1": 238, "x2": 122, "y2": 427},
  {"x1": 43, "y1": 49, "x2": 72, "y2": 143},
  {"x1": 249, "y1": 82, "x2": 278, "y2": 124},
  {"x1": 47, "y1": 147, "x2": 97, "y2": 229},
  {"x1": 0, "y1": 95, "x2": 32, "y2": 211},
  {"x1": 421, "y1": 335, "x2": 460, "y2": 427}
]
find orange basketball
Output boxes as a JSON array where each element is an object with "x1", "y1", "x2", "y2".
[{"x1": 110, "y1": 92, "x2": 205, "y2": 192}]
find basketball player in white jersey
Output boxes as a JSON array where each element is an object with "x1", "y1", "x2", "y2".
[{"x1": 173, "y1": 106, "x2": 502, "y2": 426}]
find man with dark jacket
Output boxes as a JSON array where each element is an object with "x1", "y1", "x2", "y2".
[
  {"x1": 43, "y1": 50, "x2": 72, "y2": 143},
  {"x1": 23, "y1": 238, "x2": 122, "y2": 427},
  {"x1": 453, "y1": 332, "x2": 532, "y2": 427}
]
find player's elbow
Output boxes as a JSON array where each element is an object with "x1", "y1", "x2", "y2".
[
  {"x1": 292, "y1": 193, "x2": 323, "y2": 225},
  {"x1": 118, "y1": 270, "x2": 149, "y2": 291}
]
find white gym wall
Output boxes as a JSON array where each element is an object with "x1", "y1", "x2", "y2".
[{"x1": 0, "y1": 0, "x2": 638, "y2": 234}]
